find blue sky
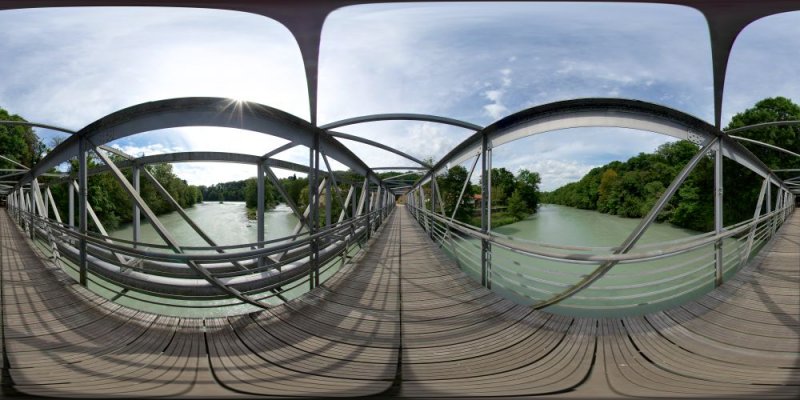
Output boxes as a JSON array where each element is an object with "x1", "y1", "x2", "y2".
[{"x1": 0, "y1": 3, "x2": 797, "y2": 190}]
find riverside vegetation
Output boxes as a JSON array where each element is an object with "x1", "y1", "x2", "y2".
[{"x1": 3, "y1": 97, "x2": 797, "y2": 234}]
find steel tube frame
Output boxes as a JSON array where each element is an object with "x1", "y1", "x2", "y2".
[
  {"x1": 20, "y1": 98, "x2": 384, "y2": 190},
  {"x1": 714, "y1": 140, "x2": 724, "y2": 286},
  {"x1": 741, "y1": 178, "x2": 768, "y2": 267},
  {"x1": 89, "y1": 142, "x2": 270, "y2": 309},
  {"x1": 257, "y1": 162, "x2": 265, "y2": 267},
  {"x1": 530, "y1": 137, "x2": 718, "y2": 309},
  {"x1": 132, "y1": 165, "x2": 141, "y2": 247},
  {"x1": 45, "y1": 187, "x2": 62, "y2": 223},
  {"x1": 78, "y1": 138, "x2": 88, "y2": 286}
]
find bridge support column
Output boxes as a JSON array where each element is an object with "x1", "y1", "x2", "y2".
[
  {"x1": 325, "y1": 178, "x2": 331, "y2": 228},
  {"x1": 44, "y1": 185, "x2": 49, "y2": 219},
  {"x1": 29, "y1": 186, "x2": 35, "y2": 239},
  {"x1": 430, "y1": 174, "x2": 437, "y2": 240},
  {"x1": 68, "y1": 180, "x2": 74, "y2": 229},
  {"x1": 377, "y1": 185, "x2": 382, "y2": 228},
  {"x1": 714, "y1": 139, "x2": 724, "y2": 287},
  {"x1": 257, "y1": 162, "x2": 265, "y2": 267},
  {"x1": 309, "y1": 133, "x2": 320, "y2": 289},
  {"x1": 767, "y1": 182, "x2": 773, "y2": 236},
  {"x1": 132, "y1": 166, "x2": 140, "y2": 247},
  {"x1": 365, "y1": 182, "x2": 371, "y2": 240},
  {"x1": 18, "y1": 189, "x2": 24, "y2": 225},
  {"x1": 351, "y1": 183, "x2": 358, "y2": 223},
  {"x1": 481, "y1": 133, "x2": 492, "y2": 289},
  {"x1": 78, "y1": 137, "x2": 88, "y2": 287}
]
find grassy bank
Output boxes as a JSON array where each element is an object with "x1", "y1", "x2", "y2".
[{"x1": 468, "y1": 211, "x2": 529, "y2": 229}]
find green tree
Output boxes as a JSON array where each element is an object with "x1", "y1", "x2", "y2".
[
  {"x1": 515, "y1": 169, "x2": 541, "y2": 211},
  {"x1": 0, "y1": 107, "x2": 45, "y2": 169},
  {"x1": 723, "y1": 96, "x2": 800, "y2": 225},
  {"x1": 491, "y1": 168, "x2": 516, "y2": 204},
  {"x1": 507, "y1": 189, "x2": 529, "y2": 221},
  {"x1": 436, "y1": 165, "x2": 475, "y2": 222}
]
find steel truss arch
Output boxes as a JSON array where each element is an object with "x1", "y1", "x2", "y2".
[
  {"x1": 320, "y1": 113, "x2": 483, "y2": 131},
  {"x1": 327, "y1": 130, "x2": 431, "y2": 167},
  {"x1": 406, "y1": 97, "x2": 795, "y2": 310},
  {"x1": 415, "y1": 98, "x2": 790, "y2": 191},
  {"x1": 20, "y1": 97, "x2": 384, "y2": 189},
  {"x1": 66, "y1": 151, "x2": 321, "y2": 183}
]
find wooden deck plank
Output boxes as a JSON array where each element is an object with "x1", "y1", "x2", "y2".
[{"x1": 1, "y1": 206, "x2": 798, "y2": 398}]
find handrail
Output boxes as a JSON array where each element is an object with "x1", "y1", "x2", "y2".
[{"x1": 407, "y1": 204, "x2": 790, "y2": 264}]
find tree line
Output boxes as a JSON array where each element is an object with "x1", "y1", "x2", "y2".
[
  {"x1": 432, "y1": 165, "x2": 542, "y2": 227},
  {"x1": 543, "y1": 97, "x2": 800, "y2": 232},
  {"x1": 1, "y1": 106, "x2": 203, "y2": 231}
]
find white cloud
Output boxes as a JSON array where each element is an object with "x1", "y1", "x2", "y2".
[
  {"x1": 483, "y1": 103, "x2": 509, "y2": 120},
  {"x1": 0, "y1": 3, "x2": 723, "y2": 187},
  {"x1": 491, "y1": 127, "x2": 675, "y2": 191},
  {"x1": 111, "y1": 143, "x2": 184, "y2": 157},
  {"x1": 519, "y1": 159, "x2": 598, "y2": 191},
  {"x1": 0, "y1": 7, "x2": 308, "y2": 130},
  {"x1": 723, "y1": 12, "x2": 800, "y2": 126},
  {"x1": 482, "y1": 68, "x2": 513, "y2": 120}
]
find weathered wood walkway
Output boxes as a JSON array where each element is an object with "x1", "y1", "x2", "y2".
[{"x1": 1, "y1": 206, "x2": 798, "y2": 398}]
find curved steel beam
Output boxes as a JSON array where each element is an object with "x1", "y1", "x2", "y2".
[
  {"x1": 724, "y1": 120, "x2": 800, "y2": 134},
  {"x1": 0, "y1": 120, "x2": 77, "y2": 135},
  {"x1": 320, "y1": 113, "x2": 483, "y2": 131},
  {"x1": 729, "y1": 135, "x2": 800, "y2": 159},
  {"x1": 327, "y1": 130, "x2": 430, "y2": 167},
  {"x1": 372, "y1": 166, "x2": 429, "y2": 171},
  {"x1": 60, "y1": 151, "x2": 316, "y2": 182},
  {"x1": 20, "y1": 97, "x2": 383, "y2": 189}
]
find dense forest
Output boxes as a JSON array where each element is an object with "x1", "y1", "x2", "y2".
[
  {"x1": 1, "y1": 106, "x2": 202, "y2": 231},
  {"x1": 49, "y1": 160, "x2": 204, "y2": 231},
  {"x1": 201, "y1": 171, "x2": 407, "y2": 223},
  {"x1": 543, "y1": 97, "x2": 800, "y2": 232}
]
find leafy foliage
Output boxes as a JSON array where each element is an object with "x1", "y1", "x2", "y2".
[
  {"x1": 0, "y1": 108, "x2": 45, "y2": 169},
  {"x1": 543, "y1": 96, "x2": 800, "y2": 232}
]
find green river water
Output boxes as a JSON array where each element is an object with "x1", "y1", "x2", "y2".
[{"x1": 442, "y1": 204, "x2": 747, "y2": 317}]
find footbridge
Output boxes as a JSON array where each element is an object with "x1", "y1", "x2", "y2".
[
  {"x1": 1, "y1": 203, "x2": 798, "y2": 398},
  {"x1": 1, "y1": 0, "x2": 800, "y2": 398}
]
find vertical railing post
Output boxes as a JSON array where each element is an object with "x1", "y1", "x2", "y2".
[
  {"x1": 68, "y1": 180, "x2": 75, "y2": 229},
  {"x1": 18, "y1": 189, "x2": 24, "y2": 225},
  {"x1": 714, "y1": 139, "x2": 724, "y2": 287},
  {"x1": 430, "y1": 173, "x2": 437, "y2": 240},
  {"x1": 257, "y1": 162, "x2": 265, "y2": 267},
  {"x1": 784, "y1": 191, "x2": 791, "y2": 221},
  {"x1": 44, "y1": 185, "x2": 50, "y2": 219},
  {"x1": 308, "y1": 134, "x2": 320, "y2": 289},
  {"x1": 365, "y1": 182, "x2": 371, "y2": 240},
  {"x1": 419, "y1": 185, "x2": 427, "y2": 233},
  {"x1": 377, "y1": 185, "x2": 383, "y2": 227},
  {"x1": 78, "y1": 137, "x2": 88, "y2": 287},
  {"x1": 325, "y1": 177, "x2": 332, "y2": 228},
  {"x1": 774, "y1": 189, "x2": 783, "y2": 233},
  {"x1": 29, "y1": 186, "x2": 35, "y2": 239},
  {"x1": 481, "y1": 133, "x2": 492, "y2": 289},
  {"x1": 351, "y1": 182, "x2": 358, "y2": 224},
  {"x1": 132, "y1": 165, "x2": 140, "y2": 247}
]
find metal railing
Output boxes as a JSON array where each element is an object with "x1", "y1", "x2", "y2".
[
  {"x1": 8, "y1": 198, "x2": 394, "y2": 316},
  {"x1": 406, "y1": 198, "x2": 794, "y2": 316},
  {"x1": 403, "y1": 99, "x2": 798, "y2": 315}
]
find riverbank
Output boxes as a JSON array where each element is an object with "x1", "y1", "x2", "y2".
[{"x1": 468, "y1": 211, "x2": 523, "y2": 228}]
